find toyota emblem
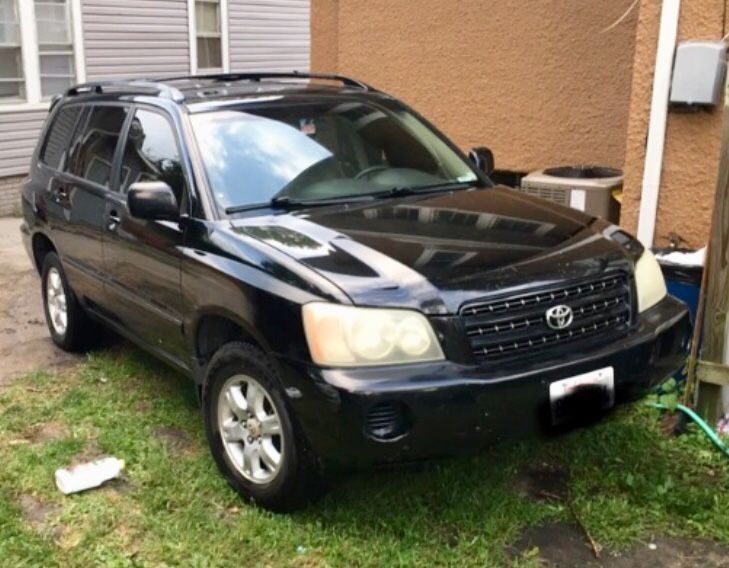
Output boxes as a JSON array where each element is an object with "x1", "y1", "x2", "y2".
[{"x1": 545, "y1": 304, "x2": 573, "y2": 330}]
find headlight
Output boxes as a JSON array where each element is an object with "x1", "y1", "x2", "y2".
[
  {"x1": 302, "y1": 303, "x2": 444, "y2": 367},
  {"x1": 635, "y1": 248, "x2": 667, "y2": 312},
  {"x1": 605, "y1": 226, "x2": 666, "y2": 312}
]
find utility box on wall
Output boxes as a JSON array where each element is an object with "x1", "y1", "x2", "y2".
[{"x1": 670, "y1": 41, "x2": 727, "y2": 107}]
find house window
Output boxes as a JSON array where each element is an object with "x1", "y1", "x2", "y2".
[
  {"x1": 0, "y1": 0, "x2": 82, "y2": 108},
  {"x1": 34, "y1": 0, "x2": 76, "y2": 99},
  {"x1": 195, "y1": 0, "x2": 222, "y2": 70},
  {"x1": 0, "y1": 0, "x2": 24, "y2": 100}
]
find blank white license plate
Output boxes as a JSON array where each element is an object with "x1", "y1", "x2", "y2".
[{"x1": 549, "y1": 367, "x2": 614, "y2": 424}]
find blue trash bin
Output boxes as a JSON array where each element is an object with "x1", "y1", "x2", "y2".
[
  {"x1": 653, "y1": 248, "x2": 703, "y2": 384},
  {"x1": 654, "y1": 249, "x2": 703, "y2": 326}
]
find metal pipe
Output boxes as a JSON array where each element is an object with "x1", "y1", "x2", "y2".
[{"x1": 637, "y1": 0, "x2": 681, "y2": 247}]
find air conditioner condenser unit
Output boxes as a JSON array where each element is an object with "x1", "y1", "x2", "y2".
[{"x1": 518, "y1": 166, "x2": 622, "y2": 223}]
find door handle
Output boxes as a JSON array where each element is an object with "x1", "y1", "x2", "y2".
[
  {"x1": 107, "y1": 209, "x2": 121, "y2": 232},
  {"x1": 52, "y1": 184, "x2": 69, "y2": 203}
]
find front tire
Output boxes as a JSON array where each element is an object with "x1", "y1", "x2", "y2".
[
  {"x1": 203, "y1": 342, "x2": 324, "y2": 511},
  {"x1": 41, "y1": 252, "x2": 96, "y2": 352}
]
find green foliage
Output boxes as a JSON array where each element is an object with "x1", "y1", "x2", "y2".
[{"x1": 0, "y1": 347, "x2": 727, "y2": 566}]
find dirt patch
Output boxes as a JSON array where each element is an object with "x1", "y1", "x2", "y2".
[
  {"x1": 514, "y1": 462, "x2": 570, "y2": 501},
  {"x1": 0, "y1": 219, "x2": 82, "y2": 382},
  {"x1": 28, "y1": 421, "x2": 69, "y2": 443},
  {"x1": 0, "y1": 269, "x2": 81, "y2": 383},
  {"x1": 153, "y1": 426, "x2": 196, "y2": 452},
  {"x1": 18, "y1": 494, "x2": 60, "y2": 531},
  {"x1": 512, "y1": 523, "x2": 729, "y2": 567},
  {"x1": 613, "y1": 537, "x2": 729, "y2": 568},
  {"x1": 513, "y1": 523, "x2": 595, "y2": 566}
]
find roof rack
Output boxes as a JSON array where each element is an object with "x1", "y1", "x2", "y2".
[
  {"x1": 61, "y1": 72, "x2": 373, "y2": 106},
  {"x1": 64, "y1": 80, "x2": 185, "y2": 102},
  {"x1": 157, "y1": 71, "x2": 374, "y2": 91}
]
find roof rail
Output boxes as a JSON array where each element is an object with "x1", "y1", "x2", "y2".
[
  {"x1": 158, "y1": 71, "x2": 374, "y2": 91},
  {"x1": 64, "y1": 80, "x2": 185, "y2": 102}
]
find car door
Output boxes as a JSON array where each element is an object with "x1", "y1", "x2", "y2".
[
  {"x1": 46, "y1": 103, "x2": 129, "y2": 307},
  {"x1": 102, "y1": 106, "x2": 188, "y2": 365}
]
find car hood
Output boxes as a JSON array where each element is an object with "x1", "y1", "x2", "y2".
[{"x1": 230, "y1": 186, "x2": 631, "y2": 314}]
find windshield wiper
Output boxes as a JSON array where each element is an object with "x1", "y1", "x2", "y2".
[
  {"x1": 224, "y1": 182, "x2": 477, "y2": 214},
  {"x1": 370, "y1": 181, "x2": 475, "y2": 199},
  {"x1": 225, "y1": 194, "x2": 375, "y2": 215}
]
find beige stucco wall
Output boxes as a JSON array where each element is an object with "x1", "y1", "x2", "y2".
[
  {"x1": 311, "y1": 0, "x2": 639, "y2": 173},
  {"x1": 621, "y1": 0, "x2": 727, "y2": 247}
]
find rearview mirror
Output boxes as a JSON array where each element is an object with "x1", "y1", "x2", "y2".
[
  {"x1": 469, "y1": 147, "x2": 495, "y2": 176},
  {"x1": 127, "y1": 181, "x2": 179, "y2": 221}
]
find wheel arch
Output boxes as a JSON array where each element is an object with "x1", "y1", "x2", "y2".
[
  {"x1": 31, "y1": 231, "x2": 57, "y2": 274},
  {"x1": 192, "y1": 309, "x2": 272, "y2": 368}
]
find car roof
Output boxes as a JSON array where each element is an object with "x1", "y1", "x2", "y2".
[{"x1": 55, "y1": 72, "x2": 387, "y2": 112}]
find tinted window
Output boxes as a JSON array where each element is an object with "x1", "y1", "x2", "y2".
[
  {"x1": 67, "y1": 105, "x2": 128, "y2": 187},
  {"x1": 120, "y1": 109, "x2": 184, "y2": 203},
  {"x1": 40, "y1": 105, "x2": 81, "y2": 170}
]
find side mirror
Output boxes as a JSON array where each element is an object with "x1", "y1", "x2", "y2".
[
  {"x1": 127, "y1": 181, "x2": 179, "y2": 221},
  {"x1": 469, "y1": 146, "x2": 495, "y2": 176}
]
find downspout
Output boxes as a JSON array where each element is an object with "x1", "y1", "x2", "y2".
[{"x1": 636, "y1": 0, "x2": 682, "y2": 247}]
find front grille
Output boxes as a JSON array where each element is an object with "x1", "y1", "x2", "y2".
[{"x1": 460, "y1": 273, "x2": 632, "y2": 364}]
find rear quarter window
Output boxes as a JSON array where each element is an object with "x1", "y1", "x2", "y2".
[
  {"x1": 39, "y1": 105, "x2": 82, "y2": 170},
  {"x1": 67, "y1": 105, "x2": 128, "y2": 187}
]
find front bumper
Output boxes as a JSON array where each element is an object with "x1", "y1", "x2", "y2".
[{"x1": 275, "y1": 295, "x2": 690, "y2": 466}]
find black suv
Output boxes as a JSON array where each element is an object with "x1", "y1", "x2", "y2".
[{"x1": 21, "y1": 73, "x2": 690, "y2": 511}]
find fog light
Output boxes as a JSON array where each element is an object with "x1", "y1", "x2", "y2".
[{"x1": 365, "y1": 402, "x2": 410, "y2": 441}]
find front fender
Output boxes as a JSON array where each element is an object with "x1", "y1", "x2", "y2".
[{"x1": 179, "y1": 219, "x2": 349, "y2": 387}]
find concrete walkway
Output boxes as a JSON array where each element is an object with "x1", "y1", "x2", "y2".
[{"x1": 0, "y1": 217, "x2": 79, "y2": 382}]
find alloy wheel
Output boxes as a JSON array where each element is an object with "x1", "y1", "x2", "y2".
[
  {"x1": 46, "y1": 267, "x2": 68, "y2": 336},
  {"x1": 218, "y1": 374, "x2": 284, "y2": 484}
]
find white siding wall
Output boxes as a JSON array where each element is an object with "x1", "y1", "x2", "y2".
[
  {"x1": 0, "y1": 111, "x2": 47, "y2": 177},
  {"x1": 0, "y1": 0, "x2": 312, "y2": 181},
  {"x1": 81, "y1": 0, "x2": 191, "y2": 80},
  {"x1": 228, "y1": 0, "x2": 310, "y2": 72}
]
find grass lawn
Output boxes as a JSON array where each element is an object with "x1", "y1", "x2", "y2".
[{"x1": 1, "y1": 345, "x2": 728, "y2": 567}]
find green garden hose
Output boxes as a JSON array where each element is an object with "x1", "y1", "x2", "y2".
[{"x1": 649, "y1": 402, "x2": 729, "y2": 459}]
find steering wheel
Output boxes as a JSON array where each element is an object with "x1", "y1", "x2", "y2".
[{"x1": 354, "y1": 164, "x2": 389, "y2": 180}]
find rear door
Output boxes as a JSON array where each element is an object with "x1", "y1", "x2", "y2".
[
  {"x1": 45, "y1": 103, "x2": 129, "y2": 307},
  {"x1": 102, "y1": 106, "x2": 188, "y2": 364},
  {"x1": 36, "y1": 104, "x2": 84, "y2": 255}
]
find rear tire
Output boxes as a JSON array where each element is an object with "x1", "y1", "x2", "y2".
[
  {"x1": 41, "y1": 252, "x2": 96, "y2": 352},
  {"x1": 203, "y1": 342, "x2": 325, "y2": 512}
]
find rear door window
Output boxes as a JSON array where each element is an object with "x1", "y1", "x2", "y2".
[
  {"x1": 119, "y1": 109, "x2": 185, "y2": 205},
  {"x1": 39, "y1": 105, "x2": 82, "y2": 170},
  {"x1": 67, "y1": 105, "x2": 128, "y2": 187}
]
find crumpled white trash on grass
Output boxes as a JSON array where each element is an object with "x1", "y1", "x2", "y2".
[{"x1": 55, "y1": 457, "x2": 125, "y2": 495}]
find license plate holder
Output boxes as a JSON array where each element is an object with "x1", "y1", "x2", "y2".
[{"x1": 549, "y1": 367, "x2": 615, "y2": 425}]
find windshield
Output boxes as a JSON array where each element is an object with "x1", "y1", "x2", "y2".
[{"x1": 189, "y1": 98, "x2": 481, "y2": 211}]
